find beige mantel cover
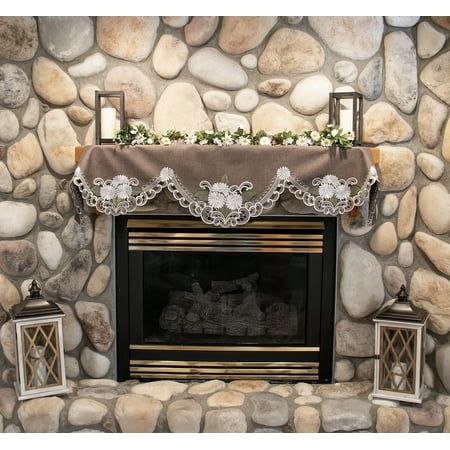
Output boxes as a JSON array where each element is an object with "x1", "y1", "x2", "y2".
[{"x1": 71, "y1": 145, "x2": 378, "y2": 227}]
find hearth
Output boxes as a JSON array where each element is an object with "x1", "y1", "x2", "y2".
[{"x1": 116, "y1": 216, "x2": 336, "y2": 382}]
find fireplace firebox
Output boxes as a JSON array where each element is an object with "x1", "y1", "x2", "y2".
[{"x1": 116, "y1": 216, "x2": 336, "y2": 382}]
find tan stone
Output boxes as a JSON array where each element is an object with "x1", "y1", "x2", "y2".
[
  {"x1": 188, "y1": 380, "x2": 226, "y2": 396},
  {"x1": 86, "y1": 264, "x2": 111, "y2": 297},
  {"x1": 162, "y1": 17, "x2": 189, "y2": 28},
  {"x1": 410, "y1": 268, "x2": 450, "y2": 335},
  {"x1": 94, "y1": 215, "x2": 112, "y2": 264},
  {"x1": 115, "y1": 394, "x2": 162, "y2": 433},
  {"x1": 258, "y1": 28, "x2": 324, "y2": 75},
  {"x1": 415, "y1": 232, "x2": 450, "y2": 276},
  {"x1": 417, "y1": 153, "x2": 445, "y2": 180},
  {"x1": 218, "y1": 17, "x2": 277, "y2": 54},
  {"x1": 316, "y1": 382, "x2": 373, "y2": 399},
  {"x1": 420, "y1": 51, "x2": 450, "y2": 104},
  {"x1": 407, "y1": 400, "x2": 443, "y2": 427},
  {"x1": 432, "y1": 17, "x2": 450, "y2": 30},
  {"x1": 152, "y1": 34, "x2": 188, "y2": 80},
  {"x1": 6, "y1": 133, "x2": 43, "y2": 179},
  {"x1": 184, "y1": 16, "x2": 219, "y2": 47},
  {"x1": 443, "y1": 119, "x2": 450, "y2": 162},
  {"x1": 397, "y1": 186, "x2": 417, "y2": 240},
  {"x1": 418, "y1": 95, "x2": 447, "y2": 149},
  {"x1": 444, "y1": 406, "x2": 450, "y2": 432},
  {"x1": 0, "y1": 17, "x2": 38, "y2": 61},
  {"x1": 257, "y1": 79, "x2": 292, "y2": 98},
  {"x1": 268, "y1": 384, "x2": 294, "y2": 398},
  {"x1": 0, "y1": 388, "x2": 16, "y2": 419},
  {"x1": 18, "y1": 397, "x2": 64, "y2": 432},
  {"x1": 0, "y1": 273, "x2": 20, "y2": 312},
  {"x1": 418, "y1": 182, "x2": 450, "y2": 234},
  {"x1": 294, "y1": 406, "x2": 320, "y2": 432},
  {"x1": 167, "y1": 399, "x2": 202, "y2": 433},
  {"x1": 207, "y1": 390, "x2": 244, "y2": 407},
  {"x1": 228, "y1": 380, "x2": 269, "y2": 393},
  {"x1": 0, "y1": 320, "x2": 15, "y2": 364},
  {"x1": 418, "y1": 22, "x2": 446, "y2": 59},
  {"x1": 203, "y1": 408, "x2": 247, "y2": 433},
  {"x1": 369, "y1": 222, "x2": 398, "y2": 256},
  {"x1": 79, "y1": 84, "x2": 103, "y2": 110},
  {"x1": 294, "y1": 395, "x2": 322, "y2": 405},
  {"x1": 378, "y1": 146, "x2": 415, "y2": 192},
  {"x1": 376, "y1": 407, "x2": 409, "y2": 433},
  {"x1": 68, "y1": 399, "x2": 108, "y2": 426},
  {"x1": 67, "y1": 106, "x2": 93, "y2": 126},
  {"x1": 131, "y1": 380, "x2": 187, "y2": 401}
]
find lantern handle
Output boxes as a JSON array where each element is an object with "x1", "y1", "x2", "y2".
[
  {"x1": 396, "y1": 285, "x2": 408, "y2": 303},
  {"x1": 28, "y1": 280, "x2": 42, "y2": 299}
]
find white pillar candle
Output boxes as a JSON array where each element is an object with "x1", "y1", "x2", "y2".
[
  {"x1": 391, "y1": 361, "x2": 407, "y2": 391},
  {"x1": 100, "y1": 107, "x2": 117, "y2": 139},
  {"x1": 339, "y1": 109, "x2": 354, "y2": 134},
  {"x1": 30, "y1": 345, "x2": 47, "y2": 387}
]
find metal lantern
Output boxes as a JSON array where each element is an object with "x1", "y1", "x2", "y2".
[
  {"x1": 372, "y1": 285, "x2": 429, "y2": 404},
  {"x1": 10, "y1": 280, "x2": 68, "y2": 400},
  {"x1": 95, "y1": 90, "x2": 125, "y2": 144},
  {"x1": 329, "y1": 91, "x2": 363, "y2": 145}
]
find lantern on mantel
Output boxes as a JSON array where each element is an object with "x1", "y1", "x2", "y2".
[
  {"x1": 95, "y1": 90, "x2": 125, "y2": 144},
  {"x1": 10, "y1": 280, "x2": 68, "y2": 400},
  {"x1": 372, "y1": 285, "x2": 429, "y2": 404},
  {"x1": 329, "y1": 91, "x2": 363, "y2": 145}
]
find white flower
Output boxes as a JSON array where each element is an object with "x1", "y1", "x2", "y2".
[
  {"x1": 208, "y1": 191, "x2": 226, "y2": 209},
  {"x1": 283, "y1": 137, "x2": 294, "y2": 145},
  {"x1": 205, "y1": 130, "x2": 214, "y2": 135},
  {"x1": 185, "y1": 134, "x2": 197, "y2": 144},
  {"x1": 320, "y1": 138, "x2": 333, "y2": 147},
  {"x1": 331, "y1": 129, "x2": 339, "y2": 137},
  {"x1": 112, "y1": 175, "x2": 130, "y2": 188},
  {"x1": 318, "y1": 183, "x2": 335, "y2": 199},
  {"x1": 160, "y1": 136, "x2": 171, "y2": 146},
  {"x1": 238, "y1": 136, "x2": 251, "y2": 146},
  {"x1": 100, "y1": 185, "x2": 116, "y2": 200},
  {"x1": 211, "y1": 182, "x2": 230, "y2": 195},
  {"x1": 277, "y1": 167, "x2": 291, "y2": 181},
  {"x1": 345, "y1": 130, "x2": 355, "y2": 141},
  {"x1": 296, "y1": 136, "x2": 312, "y2": 146},
  {"x1": 322, "y1": 175, "x2": 339, "y2": 186},
  {"x1": 199, "y1": 139, "x2": 208, "y2": 145},
  {"x1": 146, "y1": 137, "x2": 155, "y2": 145},
  {"x1": 259, "y1": 136, "x2": 272, "y2": 146},
  {"x1": 116, "y1": 183, "x2": 132, "y2": 199},
  {"x1": 310, "y1": 131, "x2": 321, "y2": 142},
  {"x1": 160, "y1": 167, "x2": 174, "y2": 182},
  {"x1": 213, "y1": 137, "x2": 223, "y2": 146},
  {"x1": 225, "y1": 192, "x2": 243, "y2": 211},
  {"x1": 334, "y1": 183, "x2": 351, "y2": 200},
  {"x1": 130, "y1": 127, "x2": 138, "y2": 135},
  {"x1": 223, "y1": 135, "x2": 234, "y2": 146}
]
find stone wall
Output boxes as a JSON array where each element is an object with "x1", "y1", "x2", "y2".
[{"x1": 0, "y1": 16, "x2": 449, "y2": 398}]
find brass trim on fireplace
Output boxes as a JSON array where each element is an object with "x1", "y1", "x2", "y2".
[
  {"x1": 131, "y1": 367, "x2": 319, "y2": 375},
  {"x1": 130, "y1": 360, "x2": 320, "y2": 367},
  {"x1": 130, "y1": 373, "x2": 320, "y2": 381},
  {"x1": 130, "y1": 344, "x2": 320, "y2": 352}
]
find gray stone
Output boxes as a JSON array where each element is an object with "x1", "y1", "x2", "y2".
[
  {"x1": 316, "y1": 382, "x2": 372, "y2": 399},
  {"x1": 336, "y1": 320, "x2": 375, "y2": 357},
  {"x1": 0, "y1": 274, "x2": 20, "y2": 312},
  {"x1": 340, "y1": 241, "x2": 384, "y2": 318},
  {"x1": 62, "y1": 215, "x2": 93, "y2": 250},
  {"x1": 381, "y1": 194, "x2": 398, "y2": 217},
  {"x1": 75, "y1": 301, "x2": 114, "y2": 352},
  {"x1": 418, "y1": 95, "x2": 447, "y2": 148},
  {"x1": 436, "y1": 344, "x2": 450, "y2": 392},
  {"x1": 37, "y1": 231, "x2": 63, "y2": 270},
  {"x1": 79, "y1": 84, "x2": 103, "y2": 110},
  {"x1": 68, "y1": 53, "x2": 107, "y2": 78},
  {"x1": 378, "y1": 146, "x2": 415, "y2": 191},
  {"x1": 167, "y1": 399, "x2": 202, "y2": 433},
  {"x1": 154, "y1": 82, "x2": 212, "y2": 134},
  {"x1": 96, "y1": 17, "x2": 159, "y2": 62},
  {"x1": 290, "y1": 75, "x2": 332, "y2": 115},
  {"x1": 437, "y1": 395, "x2": 450, "y2": 407},
  {"x1": 321, "y1": 398, "x2": 372, "y2": 432},
  {"x1": 64, "y1": 355, "x2": 80, "y2": 378},
  {"x1": 0, "y1": 388, "x2": 16, "y2": 419},
  {"x1": 215, "y1": 112, "x2": 250, "y2": 133},
  {"x1": 6, "y1": 133, "x2": 43, "y2": 178},
  {"x1": 80, "y1": 347, "x2": 110, "y2": 379},
  {"x1": 13, "y1": 178, "x2": 37, "y2": 199},
  {"x1": 398, "y1": 241, "x2": 414, "y2": 267},
  {"x1": 229, "y1": 380, "x2": 269, "y2": 393},
  {"x1": 258, "y1": 28, "x2": 324, "y2": 75},
  {"x1": 68, "y1": 399, "x2": 108, "y2": 426},
  {"x1": 4, "y1": 424, "x2": 21, "y2": 433},
  {"x1": 234, "y1": 88, "x2": 259, "y2": 113},
  {"x1": 417, "y1": 22, "x2": 446, "y2": 59},
  {"x1": 268, "y1": 384, "x2": 294, "y2": 398},
  {"x1": 207, "y1": 390, "x2": 245, "y2": 407},
  {"x1": 2, "y1": 367, "x2": 16, "y2": 383},
  {"x1": 282, "y1": 16, "x2": 303, "y2": 24},
  {"x1": 188, "y1": 380, "x2": 226, "y2": 396},
  {"x1": 0, "y1": 240, "x2": 37, "y2": 276},
  {"x1": 18, "y1": 397, "x2": 64, "y2": 432},
  {"x1": 358, "y1": 57, "x2": 383, "y2": 101},
  {"x1": 38, "y1": 17, "x2": 94, "y2": 62},
  {"x1": 0, "y1": 201, "x2": 36, "y2": 238},
  {"x1": 0, "y1": 63, "x2": 30, "y2": 108},
  {"x1": 417, "y1": 153, "x2": 445, "y2": 181},
  {"x1": 334, "y1": 61, "x2": 358, "y2": 83},
  {"x1": 415, "y1": 232, "x2": 450, "y2": 276},
  {"x1": 425, "y1": 334, "x2": 436, "y2": 355},
  {"x1": 294, "y1": 395, "x2": 322, "y2": 405},
  {"x1": 309, "y1": 16, "x2": 384, "y2": 60},
  {"x1": 37, "y1": 109, "x2": 79, "y2": 175},
  {"x1": 202, "y1": 90, "x2": 232, "y2": 111},
  {"x1": 257, "y1": 79, "x2": 291, "y2": 98},
  {"x1": 67, "y1": 106, "x2": 93, "y2": 126},
  {"x1": 418, "y1": 183, "x2": 450, "y2": 235},
  {"x1": 420, "y1": 51, "x2": 450, "y2": 104},
  {"x1": 241, "y1": 54, "x2": 257, "y2": 69},
  {"x1": 370, "y1": 222, "x2": 398, "y2": 256},
  {"x1": 59, "y1": 303, "x2": 82, "y2": 351},
  {"x1": 188, "y1": 47, "x2": 248, "y2": 90},
  {"x1": 184, "y1": 16, "x2": 218, "y2": 46},
  {"x1": 397, "y1": 186, "x2": 417, "y2": 239},
  {"x1": 250, "y1": 392, "x2": 289, "y2": 427},
  {"x1": 131, "y1": 380, "x2": 187, "y2": 401},
  {"x1": 385, "y1": 16, "x2": 420, "y2": 27},
  {"x1": 0, "y1": 17, "x2": 38, "y2": 61},
  {"x1": 152, "y1": 34, "x2": 188, "y2": 80},
  {"x1": 294, "y1": 383, "x2": 314, "y2": 396},
  {"x1": 376, "y1": 406, "x2": 409, "y2": 433},
  {"x1": 0, "y1": 110, "x2": 19, "y2": 142},
  {"x1": 86, "y1": 264, "x2": 111, "y2": 297},
  {"x1": 22, "y1": 97, "x2": 40, "y2": 128},
  {"x1": 94, "y1": 215, "x2": 112, "y2": 263},
  {"x1": 294, "y1": 406, "x2": 320, "y2": 433},
  {"x1": 341, "y1": 202, "x2": 375, "y2": 237},
  {"x1": 407, "y1": 400, "x2": 443, "y2": 427},
  {"x1": 39, "y1": 211, "x2": 63, "y2": 229},
  {"x1": 0, "y1": 162, "x2": 12, "y2": 193},
  {"x1": 115, "y1": 394, "x2": 162, "y2": 432},
  {"x1": 104, "y1": 66, "x2": 156, "y2": 119},
  {"x1": 218, "y1": 17, "x2": 277, "y2": 54},
  {"x1": 363, "y1": 103, "x2": 413, "y2": 144},
  {"x1": 39, "y1": 173, "x2": 57, "y2": 210},
  {"x1": 45, "y1": 249, "x2": 92, "y2": 301},
  {"x1": 356, "y1": 359, "x2": 374, "y2": 381},
  {"x1": 334, "y1": 360, "x2": 355, "y2": 382},
  {"x1": 203, "y1": 408, "x2": 247, "y2": 433},
  {"x1": 424, "y1": 362, "x2": 435, "y2": 388},
  {"x1": 0, "y1": 320, "x2": 15, "y2": 364},
  {"x1": 56, "y1": 192, "x2": 73, "y2": 215},
  {"x1": 410, "y1": 269, "x2": 450, "y2": 335}
]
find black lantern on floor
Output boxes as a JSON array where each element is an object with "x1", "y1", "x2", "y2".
[
  {"x1": 329, "y1": 92, "x2": 363, "y2": 145},
  {"x1": 10, "y1": 280, "x2": 68, "y2": 400},
  {"x1": 95, "y1": 90, "x2": 125, "y2": 145},
  {"x1": 372, "y1": 285, "x2": 429, "y2": 404}
]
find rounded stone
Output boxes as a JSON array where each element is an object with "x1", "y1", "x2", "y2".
[
  {"x1": 282, "y1": 16, "x2": 303, "y2": 24},
  {"x1": 294, "y1": 406, "x2": 321, "y2": 433},
  {"x1": 334, "y1": 61, "x2": 358, "y2": 83},
  {"x1": 218, "y1": 17, "x2": 277, "y2": 54},
  {"x1": 37, "y1": 231, "x2": 63, "y2": 271},
  {"x1": 442, "y1": 119, "x2": 450, "y2": 162},
  {"x1": 0, "y1": 320, "x2": 15, "y2": 364},
  {"x1": 369, "y1": 222, "x2": 398, "y2": 256},
  {"x1": 417, "y1": 22, "x2": 446, "y2": 59},
  {"x1": 22, "y1": 97, "x2": 40, "y2": 129},
  {"x1": 215, "y1": 112, "x2": 250, "y2": 133},
  {"x1": 64, "y1": 355, "x2": 80, "y2": 378},
  {"x1": 0, "y1": 388, "x2": 16, "y2": 419},
  {"x1": 445, "y1": 407, "x2": 450, "y2": 432},
  {"x1": 153, "y1": 34, "x2": 189, "y2": 80},
  {"x1": 79, "y1": 84, "x2": 104, "y2": 110},
  {"x1": 67, "y1": 106, "x2": 93, "y2": 126},
  {"x1": 162, "y1": 16, "x2": 189, "y2": 28},
  {"x1": 207, "y1": 390, "x2": 244, "y2": 407},
  {"x1": 420, "y1": 51, "x2": 450, "y2": 105},
  {"x1": 356, "y1": 359, "x2": 374, "y2": 381},
  {"x1": 432, "y1": 17, "x2": 450, "y2": 30},
  {"x1": 385, "y1": 16, "x2": 420, "y2": 27},
  {"x1": 167, "y1": 399, "x2": 202, "y2": 433},
  {"x1": 68, "y1": 53, "x2": 107, "y2": 78},
  {"x1": 250, "y1": 392, "x2": 289, "y2": 427},
  {"x1": 436, "y1": 343, "x2": 450, "y2": 392},
  {"x1": 334, "y1": 360, "x2": 355, "y2": 382},
  {"x1": 0, "y1": 274, "x2": 20, "y2": 312},
  {"x1": 188, "y1": 47, "x2": 248, "y2": 90},
  {"x1": 202, "y1": 90, "x2": 232, "y2": 111},
  {"x1": 398, "y1": 241, "x2": 414, "y2": 267},
  {"x1": 188, "y1": 380, "x2": 226, "y2": 396},
  {"x1": 0, "y1": 201, "x2": 36, "y2": 238},
  {"x1": 0, "y1": 110, "x2": 19, "y2": 142},
  {"x1": 56, "y1": 192, "x2": 73, "y2": 215},
  {"x1": 381, "y1": 194, "x2": 399, "y2": 217},
  {"x1": 94, "y1": 215, "x2": 112, "y2": 264},
  {"x1": 39, "y1": 211, "x2": 63, "y2": 229},
  {"x1": 68, "y1": 399, "x2": 108, "y2": 427},
  {"x1": 97, "y1": 17, "x2": 159, "y2": 62},
  {"x1": 418, "y1": 95, "x2": 447, "y2": 149},
  {"x1": 104, "y1": 66, "x2": 156, "y2": 119},
  {"x1": 228, "y1": 380, "x2": 269, "y2": 393},
  {"x1": 408, "y1": 400, "x2": 443, "y2": 427},
  {"x1": 378, "y1": 146, "x2": 415, "y2": 192},
  {"x1": 321, "y1": 398, "x2": 372, "y2": 432},
  {"x1": 268, "y1": 384, "x2": 294, "y2": 398},
  {"x1": 38, "y1": 17, "x2": 94, "y2": 62},
  {"x1": 240, "y1": 54, "x2": 257, "y2": 69},
  {"x1": 131, "y1": 380, "x2": 187, "y2": 401},
  {"x1": 376, "y1": 407, "x2": 409, "y2": 433},
  {"x1": 0, "y1": 162, "x2": 13, "y2": 193},
  {"x1": 341, "y1": 203, "x2": 376, "y2": 236},
  {"x1": 62, "y1": 215, "x2": 93, "y2": 250},
  {"x1": 258, "y1": 28, "x2": 325, "y2": 75},
  {"x1": 358, "y1": 57, "x2": 383, "y2": 101},
  {"x1": 294, "y1": 383, "x2": 314, "y2": 396},
  {"x1": 294, "y1": 395, "x2": 322, "y2": 406},
  {"x1": 397, "y1": 185, "x2": 417, "y2": 240},
  {"x1": 418, "y1": 183, "x2": 450, "y2": 235},
  {"x1": 290, "y1": 75, "x2": 332, "y2": 115},
  {"x1": 0, "y1": 63, "x2": 30, "y2": 108},
  {"x1": 203, "y1": 408, "x2": 247, "y2": 433},
  {"x1": 115, "y1": 394, "x2": 162, "y2": 433},
  {"x1": 252, "y1": 103, "x2": 313, "y2": 134},
  {"x1": 184, "y1": 16, "x2": 218, "y2": 46},
  {"x1": 13, "y1": 178, "x2": 37, "y2": 200},
  {"x1": 39, "y1": 173, "x2": 57, "y2": 210},
  {"x1": 415, "y1": 232, "x2": 450, "y2": 276},
  {"x1": 257, "y1": 79, "x2": 291, "y2": 98},
  {"x1": 383, "y1": 265, "x2": 407, "y2": 297},
  {"x1": 417, "y1": 153, "x2": 445, "y2": 181},
  {"x1": 18, "y1": 397, "x2": 64, "y2": 433},
  {"x1": 336, "y1": 320, "x2": 375, "y2": 357},
  {"x1": 425, "y1": 334, "x2": 436, "y2": 356},
  {"x1": 80, "y1": 347, "x2": 110, "y2": 378},
  {"x1": 234, "y1": 88, "x2": 259, "y2": 113},
  {"x1": 315, "y1": 113, "x2": 329, "y2": 132},
  {"x1": 309, "y1": 16, "x2": 384, "y2": 60},
  {"x1": 7, "y1": 133, "x2": 43, "y2": 179},
  {"x1": 0, "y1": 17, "x2": 38, "y2": 61},
  {"x1": 58, "y1": 303, "x2": 83, "y2": 351},
  {"x1": 154, "y1": 82, "x2": 212, "y2": 134},
  {"x1": 86, "y1": 264, "x2": 111, "y2": 297}
]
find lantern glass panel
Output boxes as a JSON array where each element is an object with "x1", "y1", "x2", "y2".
[
  {"x1": 21, "y1": 322, "x2": 62, "y2": 390},
  {"x1": 379, "y1": 326, "x2": 417, "y2": 394}
]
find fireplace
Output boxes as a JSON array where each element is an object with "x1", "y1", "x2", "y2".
[{"x1": 115, "y1": 216, "x2": 337, "y2": 383}]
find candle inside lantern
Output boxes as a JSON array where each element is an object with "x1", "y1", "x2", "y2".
[
  {"x1": 100, "y1": 107, "x2": 117, "y2": 139},
  {"x1": 391, "y1": 362, "x2": 407, "y2": 391},
  {"x1": 339, "y1": 109, "x2": 353, "y2": 134},
  {"x1": 30, "y1": 345, "x2": 47, "y2": 387}
]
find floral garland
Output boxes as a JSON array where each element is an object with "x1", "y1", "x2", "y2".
[{"x1": 114, "y1": 123, "x2": 355, "y2": 149}]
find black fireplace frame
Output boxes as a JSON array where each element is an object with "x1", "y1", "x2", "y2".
[{"x1": 115, "y1": 215, "x2": 337, "y2": 383}]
